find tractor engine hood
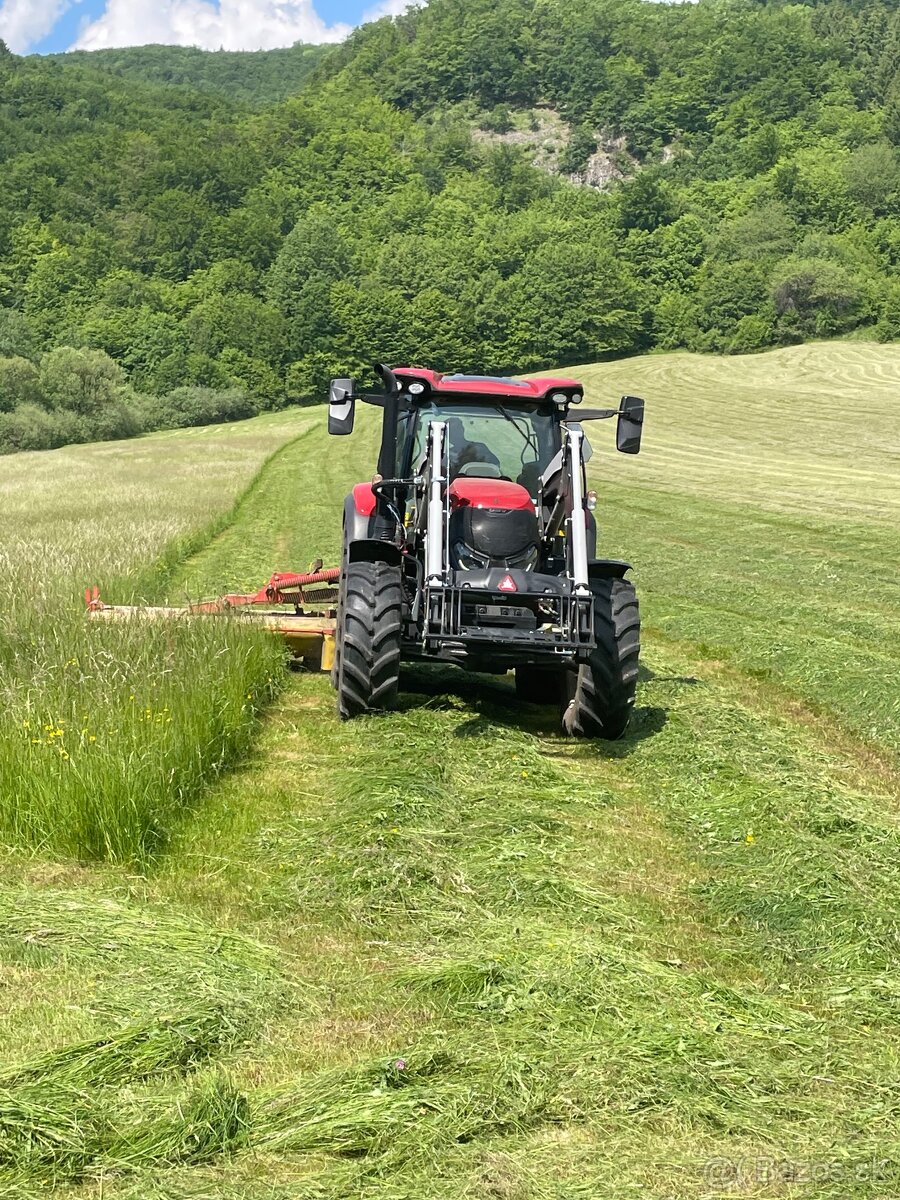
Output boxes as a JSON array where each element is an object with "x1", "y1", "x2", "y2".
[{"x1": 448, "y1": 477, "x2": 534, "y2": 512}]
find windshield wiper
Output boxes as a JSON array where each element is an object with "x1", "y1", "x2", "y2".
[{"x1": 495, "y1": 404, "x2": 538, "y2": 456}]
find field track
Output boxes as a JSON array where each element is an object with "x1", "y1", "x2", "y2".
[{"x1": 2, "y1": 343, "x2": 900, "y2": 1197}]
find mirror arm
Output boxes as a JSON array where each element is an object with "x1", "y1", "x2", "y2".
[{"x1": 568, "y1": 408, "x2": 617, "y2": 421}]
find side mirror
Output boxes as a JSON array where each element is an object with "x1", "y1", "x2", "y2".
[
  {"x1": 616, "y1": 395, "x2": 644, "y2": 455},
  {"x1": 328, "y1": 377, "x2": 356, "y2": 436}
]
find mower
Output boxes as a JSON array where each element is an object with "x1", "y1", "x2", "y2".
[
  {"x1": 328, "y1": 365, "x2": 645, "y2": 739},
  {"x1": 85, "y1": 569, "x2": 342, "y2": 671}
]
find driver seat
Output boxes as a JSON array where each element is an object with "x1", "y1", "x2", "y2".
[{"x1": 456, "y1": 461, "x2": 508, "y2": 480}]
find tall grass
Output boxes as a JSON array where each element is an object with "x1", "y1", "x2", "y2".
[
  {"x1": 0, "y1": 413, "x2": 305, "y2": 862},
  {"x1": 0, "y1": 616, "x2": 281, "y2": 860}
]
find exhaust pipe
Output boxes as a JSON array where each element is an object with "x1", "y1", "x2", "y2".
[{"x1": 374, "y1": 362, "x2": 401, "y2": 540}]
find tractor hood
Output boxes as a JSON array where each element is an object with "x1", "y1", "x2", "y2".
[{"x1": 448, "y1": 477, "x2": 534, "y2": 512}]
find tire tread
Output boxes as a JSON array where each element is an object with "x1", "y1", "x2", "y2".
[
  {"x1": 562, "y1": 577, "x2": 640, "y2": 740},
  {"x1": 335, "y1": 561, "x2": 402, "y2": 718}
]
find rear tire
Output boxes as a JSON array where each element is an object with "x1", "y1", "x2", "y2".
[
  {"x1": 336, "y1": 560, "x2": 403, "y2": 719},
  {"x1": 515, "y1": 666, "x2": 564, "y2": 705},
  {"x1": 561, "y1": 577, "x2": 640, "y2": 740}
]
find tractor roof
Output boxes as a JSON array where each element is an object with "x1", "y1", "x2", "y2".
[{"x1": 392, "y1": 367, "x2": 583, "y2": 402}]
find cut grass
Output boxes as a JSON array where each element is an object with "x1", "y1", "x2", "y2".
[
  {"x1": 0, "y1": 887, "x2": 295, "y2": 1186},
  {"x1": 118, "y1": 654, "x2": 900, "y2": 1197},
  {"x1": 564, "y1": 341, "x2": 900, "y2": 524}
]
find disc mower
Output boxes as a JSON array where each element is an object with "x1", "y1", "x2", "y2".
[
  {"x1": 328, "y1": 365, "x2": 645, "y2": 739},
  {"x1": 85, "y1": 569, "x2": 341, "y2": 672}
]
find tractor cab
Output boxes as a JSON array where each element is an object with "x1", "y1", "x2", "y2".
[
  {"x1": 399, "y1": 389, "x2": 564, "y2": 577},
  {"x1": 328, "y1": 365, "x2": 646, "y2": 740}
]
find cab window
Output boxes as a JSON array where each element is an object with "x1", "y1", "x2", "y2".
[{"x1": 409, "y1": 402, "x2": 559, "y2": 495}]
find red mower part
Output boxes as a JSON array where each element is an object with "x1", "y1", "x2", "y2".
[{"x1": 85, "y1": 569, "x2": 341, "y2": 618}]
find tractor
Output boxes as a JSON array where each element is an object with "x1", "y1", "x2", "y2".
[{"x1": 328, "y1": 365, "x2": 645, "y2": 739}]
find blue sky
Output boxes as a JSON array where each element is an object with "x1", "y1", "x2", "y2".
[
  {"x1": 2, "y1": 0, "x2": 401, "y2": 57},
  {"x1": 33, "y1": 2, "x2": 104, "y2": 53}
]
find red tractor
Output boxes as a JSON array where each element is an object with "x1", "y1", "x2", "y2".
[{"x1": 328, "y1": 365, "x2": 644, "y2": 739}]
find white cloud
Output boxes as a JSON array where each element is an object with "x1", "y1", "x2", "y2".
[
  {"x1": 74, "y1": 0, "x2": 353, "y2": 52},
  {"x1": 0, "y1": 0, "x2": 74, "y2": 53},
  {"x1": 361, "y1": 0, "x2": 423, "y2": 21}
]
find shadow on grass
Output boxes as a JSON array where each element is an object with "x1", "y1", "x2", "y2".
[
  {"x1": 397, "y1": 664, "x2": 669, "y2": 756},
  {"x1": 639, "y1": 663, "x2": 702, "y2": 687}
]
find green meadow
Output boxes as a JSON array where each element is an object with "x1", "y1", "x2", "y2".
[{"x1": 0, "y1": 343, "x2": 898, "y2": 1197}]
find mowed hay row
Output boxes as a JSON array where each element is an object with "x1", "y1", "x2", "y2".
[
  {"x1": 97, "y1": 657, "x2": 900, "y2": 1197},
  {"x1": 597, "y1": 480, "x2": 900, "y2": 754},
  {"x1": 0, "y1": 413, "x2": 309, "y2": 862},
  {"x1": 565, "y1": 342, "x2": 900, "y2": 523},
  {"x1": 0, "y1": 888, "x2": 293, "y2": 1184}
]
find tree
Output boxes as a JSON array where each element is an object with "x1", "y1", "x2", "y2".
[
  {"x1": 39, "y1": 347, "x2": 127, "y2": 414},
  {"x1": 559, "y1": 124, "x2": 598, "y2": 175},
  {"x1": 185, "y1": 293, "x2": 287, "y2": 365},
  {"x1": 267, "y1": 212, "x2": 352, "y2": 355},
  {"x1": 772, "y1": 256, "x2": 868, "y2": 338},
  {"x1": 481, "y1": 105, "x2": 514, "y2": 134},
  {"x1": 842, "y1": 142, "x2": 900, "y2": 214},
  {"x1": 883, "y1": 75, "x2": 900, "y2": 146},
  {"x1": 617, "y1": 172, "x2": 677, "y2": 233},
  {"x1": 0, "y1": 357, "x2": 42, "y2": 412},
  {"x1": 502, "y1": 239, "x2": 643, "y2": 368},
  {"x1": 0, "y1": 309, "x2": 36, "y2": 359},
  {"x1": 694, "y1": 260, "x2": 770, "y2": 342}
]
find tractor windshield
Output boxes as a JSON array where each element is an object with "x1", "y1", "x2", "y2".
[{"x1": 407, "y1": 401, "x2": 560, "y2": 496}]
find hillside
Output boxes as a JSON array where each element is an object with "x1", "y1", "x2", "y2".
[
  {"x1": 0, "y1": 344, "x2": 898, "y2": 1195},
  {"x1": 2, "y1": 0, "x2": 900, "y2": 457},
  {"x1": 44, "y1": 42, "x2": 328, "y2": 107}
]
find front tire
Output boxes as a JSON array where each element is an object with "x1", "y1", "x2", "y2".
[
  {"x1": 336, "y1": 560, "x2": 402, "y2": 719},
  {"x1": 561, "y1": 577, "x2": 640, "y2": 740}
]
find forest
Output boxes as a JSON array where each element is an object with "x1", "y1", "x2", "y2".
[{"x1": 2, "y1": 0, "x2": 900, "y2": 452}]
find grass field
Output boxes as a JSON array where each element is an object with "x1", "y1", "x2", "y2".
[{"x1": 0, "y1": 343, "x2": 898, "y2": 1197}]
